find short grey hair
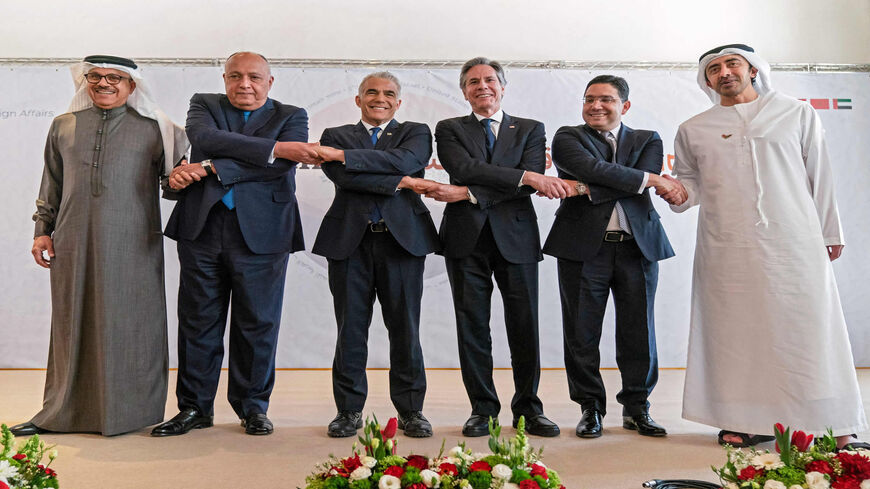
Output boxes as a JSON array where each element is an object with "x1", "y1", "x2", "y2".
[
  {"x1": 358, "y1": 71, "x2": 402, "y2": 98},
  {"x1": 459, "y1": 57, "x2": 506, "y2": 89}
]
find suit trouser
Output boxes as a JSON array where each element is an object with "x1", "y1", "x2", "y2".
[
  {"x1": 558, "y1": 239, "x2": 659, "y2": 417},
  {"x1": 175, "y1": 204, "x2": 289, "y2": 418},
  {"x1": 445, "y1": 222, "x2": 544, "y2": 418},
  {"x1": 328, "y1": 228, "x2": 427, "y2": 414}
]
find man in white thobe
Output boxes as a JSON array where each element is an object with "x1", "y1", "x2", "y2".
[{"x1": 665, "y1": 43, "x2": 868, "y2": 449}]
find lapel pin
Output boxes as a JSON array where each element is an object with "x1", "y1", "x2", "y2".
[
  {"x1": 722, "y1": 134, "x2": 733, "y2": 139},
  {"x1": 509, "y1": 125, "x2": 515, "y2": 129},
  {"x1": 386, "y1": 132, "x2": 392, "y2": 136}
]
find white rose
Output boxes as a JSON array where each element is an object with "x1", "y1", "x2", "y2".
[
  {"x1": 350, "y1": 466, "x2": 372, "y2": 481},
  {"x1": 362, "y1": 456, "x2": 377, "y2": 468},
  {"x1": 763, "y1": 480, "x2": 786, "y2": 489},
  {"x1": 491, "y1": 464, "x2": 513, "y2": 480},
  {"x1": 379, "y1": 474, "x2": 401, "y2": 489},
  {"x1": 805, "y1": 472, "x2": 831, "y2": 489},
  {"x1": 791, "y1": 485, "x2": 806, "y2": 489},
  {"x1": 503, "y1": 484, "x2": 520, "y2": 489},
  {"x1": 420, "y1": 469, "x2": 441, "y2": 488},
  {"x1": 448, "y1": 446, "x2": 465, "y2": 457},
  {"x1": 859, "y1": 480, "x2": 870, "y2": 489}
]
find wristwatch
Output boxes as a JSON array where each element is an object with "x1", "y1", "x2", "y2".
[
  {"x1": 575, "y1": 181, "x2": 588, "y2": 196},
  {"x1": 200, "y1": 159, "x2": 215, "y2": 176}
]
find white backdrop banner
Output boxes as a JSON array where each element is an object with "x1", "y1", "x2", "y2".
[{"x1": 1, "y1": 65, "x2": 867, "y2": 368}]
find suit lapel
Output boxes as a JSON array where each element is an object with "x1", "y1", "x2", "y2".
[
  {"x1": 582, "y1": 124, "x2": 611, "y2": 161},
  {"x1": 377, "y1": 119, "x2": 400, "y2": 149},
  {"x1": 241, "y1": 99, "x2": 274, "y2": 136},
  {"x1": 490, "y1": 112, "x2": 516, "y2": 166},
  {"x1": 462, "y1": 114, "x2": 488, "y2": 158},
  {"x1": 220, "y1": 96, "x2": 245, "y2": 132},
  {"x1": 354, "y1": 122, "x2": 373, "y2": 149},
  {"x1": 616, "y1": 124, "x2": 633, "y2": 166}
]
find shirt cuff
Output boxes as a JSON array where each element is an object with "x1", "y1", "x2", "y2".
[
  {"x1": 518, "y1": 171, "x2": 526, "y2": 187},
  {"x1": 467, "y1": 188, "x2": 478, "y2": 204},
  {"x1": 268, "y1": 143, "x2": 277, "y2": 164},
  {"x1": 638, "y1": 173, "x2": 649, "y2": 193}
]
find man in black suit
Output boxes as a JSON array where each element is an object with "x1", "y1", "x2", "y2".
[
  {"x1": 425, "y1": 57, "x2": 572, "y2": 438},
  {"x1": 544, "y1": 75, "x2": 678, "y2": 439},
  {"x1": 311, "y1": 72, "x2": 440, "y2": 438},
  {"x1": 153, "y1": 52, "x2": 320, "y2": 436}
]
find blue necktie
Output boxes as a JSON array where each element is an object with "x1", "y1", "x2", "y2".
[
  {"x1": 369, "y1": 126, "x2": 383, "y2": 222},
  {"x1": 221, "y1": 110, "x2": 250, "y2": 209},
  {"x1": 481, "y1": 118, "x2": 495, "y2": 161}
]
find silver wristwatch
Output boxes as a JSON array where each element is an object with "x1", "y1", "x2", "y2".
[{"x1": 575, "y1": 181, "x2": 588, "y2": 196}]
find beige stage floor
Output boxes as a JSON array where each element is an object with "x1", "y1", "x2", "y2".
[{"x1": 2, "y1": 369, "x2": 868, "y2": 489}]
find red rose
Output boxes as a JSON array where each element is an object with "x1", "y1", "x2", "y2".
[
  {"x1": 382, "y1": 418, "x2": 398, "y2": 439},
  {"x1": 342, "y1": 454, "x2": 363, "y2": 472},
  {"x1": 738, "y1": 466, "x2": 762, "y2": 481},
  {"x1": 469, "y1": 460, "x2": 492, "y2": 472},
  {"x1": 791, "y1": 430, "x2": 814, "y2": 452},
  {"x1": 519, "y1": 480, "x2": 541, "y2": 489},
  {"x1": 529, "y1": 464, "x2": 548, "y2": 479},
  {"x1": 406, "y1": 455, "x2": 428, "y2": 470},
  {"x1": 0, "y1": 481, "x2": 9, "y2": 489},
  {"x1": 384, "y1": 465, "x2": 405, "y2": 478},
  {"x1": 439, "y1": 462, "x2": 458, "y2": 476},
  {"x1": 11, "y1": 453, "x2": 26, "y2": 461},
  {"x1": 407, "y1": 484, "x2": 427, "y2": 489},
  {"x1": 806, "y1": 460, "x2": 834, "y2": 475}
]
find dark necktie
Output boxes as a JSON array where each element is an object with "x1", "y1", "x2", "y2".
[
  {"x1": 481, "y1": 118, "x2": 495, "y2": 161},
  {"x1": 369, "y1": 126, "x2": 383, "y2": 222},
  {"x1": 221, "y1": 110, "x2": 251, "y2": 210},
  {"x1": 605, "y1": 131, "x2": 631, "y2": 233}
]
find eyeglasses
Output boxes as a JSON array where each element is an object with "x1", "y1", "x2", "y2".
[
  {"x1": 84, "y1": 73, "x2": 132, "y2": 85},
  {"x1": 583, "y1": 96, "x2": 620, "y2": 105}
]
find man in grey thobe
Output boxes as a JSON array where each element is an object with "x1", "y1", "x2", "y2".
[{"x1": 10, "y1": 55, "x2": 187, "y2": 436}]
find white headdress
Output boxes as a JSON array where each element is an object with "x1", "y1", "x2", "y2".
[
  {"x1": 696, "y1": 43, "x2": 772, "y2": 104},
  {"x1": 68, "y1": 55, "x2": 187, "y2": 175}
]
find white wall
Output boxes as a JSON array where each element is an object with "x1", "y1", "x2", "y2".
[{"x1": 3, "y1": 0, "x2": 869, "y2": 63}]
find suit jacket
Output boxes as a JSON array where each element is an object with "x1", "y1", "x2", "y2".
[
  {"x1": 543, "y1": 123, "x2": 674, "y2": 263},
  {"x1": 311, "y1": 120, "x2": 440, "y2": 260},
  {"x1": 164, "y1": 93, "x2": 307, "y2": 255},
  {"x1": 435, "y1": 113, "x2": 545, "y2": 264}
]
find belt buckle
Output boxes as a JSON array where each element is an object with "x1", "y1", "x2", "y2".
[
  {"x1": 369, "y1": 221, "x2": 388, "y2": 233},
  {"x1": 604, "y1": 231, "x2": 624, "y2": 242}
]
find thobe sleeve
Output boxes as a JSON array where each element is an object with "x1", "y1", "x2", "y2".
[
  {"x1": 33, "y1": 120, "x2": 63, "y2": 237},
  {"x1": 801, "y1": 105, "x2": 844, "y2": 246},
  {"x1": 670, "y1": 125, "x2": 701, "y2": 213}
]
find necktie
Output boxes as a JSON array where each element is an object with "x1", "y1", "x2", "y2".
[
  {"x1": 369, "y1": 126, "x2": 383, "y2": 222},
  {"x1": 606, "y1": 131, "x2": 632, "y2": 233},
  {"x1": 221, "y1": 110, "x2": 251, "y2": 210},
  {"x1": 481, "y1": 118, "x2": 495, "y2": 161}
]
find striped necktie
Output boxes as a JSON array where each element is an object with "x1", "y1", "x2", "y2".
[{"x1": 606, "y1": 131, "x2": 631, "y2": 233}]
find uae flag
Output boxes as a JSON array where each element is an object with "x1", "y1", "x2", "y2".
[{"x1": 833, "y1": 98, "x2": 852, "y2": 110}]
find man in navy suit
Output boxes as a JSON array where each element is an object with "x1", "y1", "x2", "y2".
[
  {"x1": 311, "y1": 72, "x2": 440, "y2": 438},
  {"x1": 425, "y1": 57, "x2": 572, "y2": 438},
  {"x1": 152, "y1": 52, "x2": 320, "y2": 436},
  {"x1": 544, "y1": 75, "x2": 678, "y2": 439}
]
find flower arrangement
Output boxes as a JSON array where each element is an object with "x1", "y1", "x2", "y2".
[
  {"x1": 0, "y1": 425, "x2": 60, "y2": 489},
  {"x1": 713, "y1": 423, "x2": 870, "y2": 489},
  {"x1": 301, "y1": 415, "x2": 565, "y2": 489}
]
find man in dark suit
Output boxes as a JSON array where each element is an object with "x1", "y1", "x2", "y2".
[
  {"x1": 544, "y1": 75, "x2": 679, "y2": 439},
  {"x1": 311, "y1": 72, "x2": 440, "y2": 438},
  {"x1": 152, "y1": 52, "x2": 320, "y2": 437},
  {"x1": 425, "y1": 57, "x2": 572, "y2": 438}
]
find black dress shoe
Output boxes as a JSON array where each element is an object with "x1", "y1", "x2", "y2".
[
  {"x1": 576, "y1": 408, "x2": 603, "y2": 438},
  {"x1": 461, "y1": 414, "x2": 492, "y2": 437},
  {"x1": 398, "y1": 411, "x2": 433, "y2": 438},
  {"x1": 515, "y1": 414, "x2": 560, "y2": 437},
  {"x1": 327, "y1": 411, "x2": 362, "y2": 438},
  {"x1": 150, "y1": 408, "x2": 213, "y2": 437},
  {"x1": 9, "y1": 422, "x2": 49, "y2": 437},
  {"x1": 623, "y1": 413, "x2": 667, "y2": 437},
  {"x1": 241, "y1": 413, "x2": 273, "y2": 435}
]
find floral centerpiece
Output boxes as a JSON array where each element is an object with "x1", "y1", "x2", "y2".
[
  {"x1": 713, "y1": 423, "x2": 870, "y2": 489},
  {"x1": 301, "y1": 415, "x2": 565, "y2": 489},
  {"x1": 0, "y1": 424, "x2": 60, "y2": 489}
]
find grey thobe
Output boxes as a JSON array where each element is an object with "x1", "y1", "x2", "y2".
[{"x1": 32, "y1": 105, "x2": 174, "y2": 435}]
